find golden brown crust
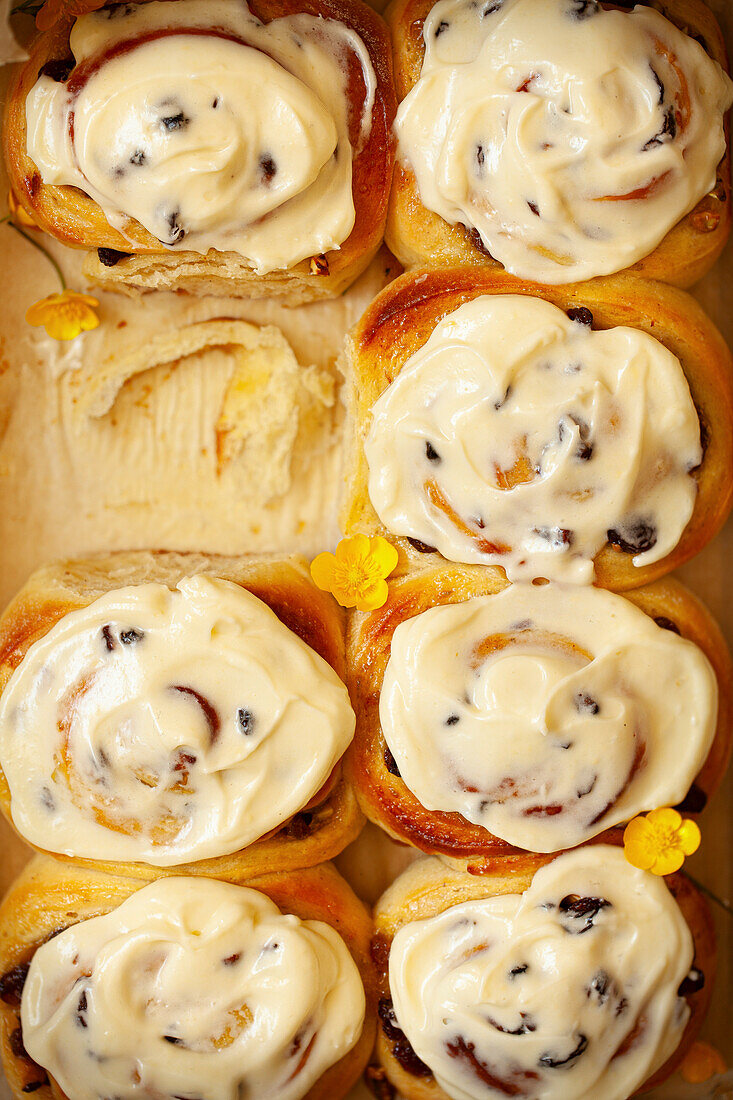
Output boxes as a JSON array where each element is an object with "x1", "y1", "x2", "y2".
[
  {"x1": 3, "y1": 0, "x2": 396, "y2": 302},
  {"x1": 385, "y1": 0, "x2": 731, "y2": 288},
  {"x1": 370, "y1": 853, "x2": 716, "y2": 1099},
  {"x1": 345, "y1": 561, "x2": 732, "y2": 873},
  {"x1": 341, "y1": 266, "x2": 733, "y2": 591},
  {"x1": 0, "y1": 550, "x2": 365, "y2": 879},
  {"x1": 0, "y1": 855, "x2": 378, "y2": 1100}
]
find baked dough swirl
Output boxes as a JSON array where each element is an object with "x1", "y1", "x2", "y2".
[
  {"x1": 380, "y1": 583, "x2": 717, "y2": 853},
  {"x1": 394, "y1": 0, "x2": 733, "y2": 283},
  {"x1": 24, "y1": 0, "x2": 376, "y2": 272},
  {"x1": 20, "y1": 876, "x2": 366, "y2": 1100},
  {"x1": 389, "y1": 846, "x2": 694, "y2": 1100},
  {"x1": 365, "y1": 295, "x2": 701, "y2": 584},
  {"x1": 0, "y1": 575, "x2": 355, "y2": 865}
]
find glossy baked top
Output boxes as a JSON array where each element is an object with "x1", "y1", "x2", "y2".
[
  {"x1": 21, "y1": 876, "x2": 365, "y2": 1100},
  {"x1": 365, "y1": 294, "x2": 701, "y2": 583},
  {"x1": 395, "y1": 0, "x2": 732, "y2": 282},
  {"x1": 389, "y1": 845, "x2": 695, "y2": 1100},
  {"x1": 0, "y1": 575, "x2": 355, "y2": 865},
  {"x1": 25, "y1": 0, "x2": 376, "y2": 271}
]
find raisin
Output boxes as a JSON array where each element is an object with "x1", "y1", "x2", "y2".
[
  {"x1": 76, "y1": 989, "x2": 88, "y2": 1028},
  {"x1": 607, "y1": 520, "x2": 657, "y2": 555},
  {"x1": 425, "y1": 441, "x2": 441, "y2": 463},
  {"x1": 566, "y1": 306, "x2": 593, "y2": 326},
  {"x1": 674, "y1": 783, "x2": 707, "y2": 814},
  {"x1": 223, "y1": 953, "x2": 241, "y2": 966},
  {"x1": 535, "y1": 526, "x2": 573, "y2": 549},
  {"x1": 567, "y1": 0, "x2": 598, "y2": 19},
  {"x1": 101, "y1": 624, "x2": 116, "y2": 651},
  {"x1": 259, "y1": 154, "x2": 277, "y2": 183},
  {"x1": 284, "y1": 811, "x2": 313, "y2": 839},
  {"x1": 509, "y1": 964, "x2": 528, "y2": 979},
  {"x1": 97, "y1": 248, "x2": 131, "y2": 267},
  {"x1": 558, "y1": 894, "x2": 611, "y2": 933},
  {"x1": 678, "y1": 967, "x2": 705, "y2": 997},
  {"x1": 120, "y1": 629, "x2": 143, "y2": 644},
  {"x1": 38, "y1": 58, "x2": 74, "y2": 82},
  {"x1": 587, "y1": 970, "x2": 612, "y2": 1003},
  {"x1": 237, "y1": 708, "x2": 255, "y2": 735},
  {"x1": 476, "y1": 144, "x2": 485, "y2": 169},
  {"x1": 647, "y1": 66, "x2": 664, "y2": 105},
  {"x1": 370, "y1": 934, "x2": 390, "y2": 976},
  {"x1": 384, "y1": 746, "x2": 401, "y2": 778},
  {"x1": 164, "y1": 211, "x2": 186, "y2": 245},
  {"x1": 539, "y1": 1033, "x2": 588, "y2": 1068},
  {"x1": 574, "y1": 693, "x2": 600, "y2": 715},
  {"x1": 487, "y1": 1012, "x2": 536, "y2": 1035},
  {"x1": 161, "y1": 112, "x2": 189, "y2": 132},
  {"x1": 654, "y1": 616, "x2": 680, "y2": 635},
  {"x1": 379, "y1": 1000, "x2": 433, "y2": 1078},
  {"x1": 9, "y1": 1026, "x2": 26, "y2": 1058},
  {"x1": 445, "y1": 714, "x2": 460, "y2": 726},
  {"x1": 528, "y1": 200, "x2": 540, "y2": 216},
  {"x1": 171, "y1": 686, "x2": 220, "y2": 743},
  {"x1": 407, "y1": 537, "x2": 437, "y2": 554}
]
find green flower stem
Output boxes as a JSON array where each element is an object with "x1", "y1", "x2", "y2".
[
  {"x1": 4, "y1": 219, "x2": 67, "y2": 291},
  {"x1": 688, "y1": 874, "x2": 733, "y2": 920}
]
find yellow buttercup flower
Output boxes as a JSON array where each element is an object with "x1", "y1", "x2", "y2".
[
  {"x1": 623, "y1": 807, "x2": 701, "y2": 876},
  {"x1": 680, "y1": 1040, "x2": 726, "y2": 1084},
  {"x1": 7, "y1": 191, "x2": 37, "y2": 229},
  {"x1": 26, "y1": 290, "x2": 100, "y2": 341},
  {"x1": 311, "y1": 535, "x2": 398, "y2": 612}
]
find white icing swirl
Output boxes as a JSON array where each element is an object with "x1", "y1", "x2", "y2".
[
  {"x1": 21, "y1": 877, "x2": 365, "y2": 1100},
  {"x1": 0, "y1": 575, "x2": 355, "y2": 865},
  {"x1": 365, "y1": 295, "x2": 701, "y2": 584},
  {"x1": 389, "y1": 846, "x2": 694, "y2": 1100},
  {"x1": 395, "y1": 0, "x2": 733, "y2": 283},
  {"x1": 380, "y1": 583, "x2": 717, "y2": 852},
  {"x1": 25, "y1": 0, "x2": 376, "y2": 272}
]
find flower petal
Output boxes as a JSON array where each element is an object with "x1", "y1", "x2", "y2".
[
  {"x1": 648, "y1": 807, "x2": 682, "y2": 832},
  {"x1": 335, "y1": 533, "x2": 370, "y2": 565},
  {"x1": 681, "y1": 1041, "x2": 727, "y2": 1085},
  {"x1": 369, "y1": 536, "x2": 399, "y2": 578},
  {"x1": 355, "y1": 578, "x2": 389, "y2": 612},
  {"x1": 310, "y1": 552, "x2": 336, "y2": 592},
  {"x1": 651, "y1": 847, "x2": 685, "y2": 876},
  {"x1": 677, "y1": 819, "x2": 702, "y2": 857},
  {"x1": 623, "y1": 817, "x2": 657, "y2": 870}
]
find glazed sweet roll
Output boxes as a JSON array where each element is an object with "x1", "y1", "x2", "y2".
[
  {"x1": 386, "y1": 0, "x2": 732, "y2": 285},
  {"x1": 343, "y1": 268, "x2": 733, "y2": 590},
  {"x1": 0, "y1": 859, "x2": 377, "y2": 1100},
  {"x1": 4, "y1": 0, "x2": 396, "y2": 300},
  {"x1": 0, "y1": 551, "x2": 362, "y2": 877},
  {"x1": 374, "y1": 847, "x2": 714, "y2": 1100},
  {"x1": 346, "y1": 563, "x2": 731, "y2": 870},
  {"x1": 366, "y1": 295, "x2": 699, "y2": 583}
]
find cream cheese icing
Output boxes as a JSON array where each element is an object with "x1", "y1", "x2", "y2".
[
  {"x1": 21, "y1": 876, "x2": 366, "y2": 1100},
  {"x1": 364, "y1": 295, "x2": 701, "y2": 584},
  {"x1": 379, "y1": 583, "x2": 717, "y2": 852},
  {"x1": 0, "y1": 575, "x2": 356, "y2": 865},
  {"x1": 389, "y1": 846, "x2": 695, "y2": 1100},
  {"x1": 394, "y1": 0, "x2": 733, "y2": 283},
  {"x1": 25, "y1": 0, "x2": 376, "y2": 272}
]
